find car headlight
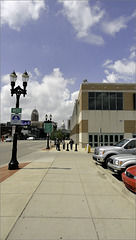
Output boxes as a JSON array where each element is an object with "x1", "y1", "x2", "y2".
[
  {"x1": 99, "y1": 150, "x2": 105, "y2": 155},
  {"x1": 114, "y1": 160, "x2": 119, "y2": 165},
  {"x1": 114, "y1": 160, "x2": 123, "y2": 165}
]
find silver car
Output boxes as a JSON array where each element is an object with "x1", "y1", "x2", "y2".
[
  {"x1": 107, "y1": 151, "x2": 136, "y2": 175},
  {"x1": 93, "y1": 138, "x2": 136, "y2": 167}
]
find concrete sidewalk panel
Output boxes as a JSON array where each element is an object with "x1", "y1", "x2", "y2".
[
  {"x1": 48, "y1": 167, "x2": 79, "y2": 174},
  {"x1": 22, "y1": 195, "x2": 91, "y2": 218},
  {"x1": 43, "y1": 173, "x2": 80, "y2": 182},
  {"x1": 7, "y1": 217, "x2": 98, "y2": 240},
  {"x1": 35, "y1": 181, "x2": 84, "y2": 195},
  {"x1": 87, "y1": 195, "x2": 135, "y2": 219},
  {"x1": 51, "y1": 161, "x2": 77, "y2": 168},
  {"x1": 24, "y1": 162, "x2": 52, "y2": 168},
  {"x1": 94, "y1": 218, "x2": 135, "y2": 240},
  {"x1": 1, "y1": 216, "x2": 18, "y2": 240},
  {"x1": 83, "y1": 182, "x2": 120, "y2": 196},
  {"x1": 1, "y1": 193, "x2": 31, "y2": 217},
  {"x1": 4, "y1": 168, "x2": 47, "y2": 182},
  {"x1": 1, "y1": 180, "x2": 40, "y2": 194},
  {"x1": 80, "y1": 173, "x2": 107, "y2": 183}
]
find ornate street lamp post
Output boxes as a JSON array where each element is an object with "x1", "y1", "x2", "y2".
[{"x1": 8, "y1": 71, "x2": 29, "y2": 170}]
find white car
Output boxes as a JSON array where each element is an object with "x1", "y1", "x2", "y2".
[
  {"x1": 27, "y1": 137, "x2": 35, "y2": 140},
  {"x1": 6, "y1": 137, "x2": 12, "y2": 142}
]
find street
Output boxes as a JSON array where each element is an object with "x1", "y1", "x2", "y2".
[{"x1": 0, "y1": 140, "x2": 46, "y2": 167}]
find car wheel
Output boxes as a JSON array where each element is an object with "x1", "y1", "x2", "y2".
[{"x1": 102, "y1": 158, "x2": 110, "y2": 168}]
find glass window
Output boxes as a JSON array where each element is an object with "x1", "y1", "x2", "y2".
[
  {"x1": 94, "y1": 135, "x2": 98, "y2": 142},
  {"x1": 103, "y1": 93, "x2": 109, "y2": 110},
  {"x1": 115, "y1": 135, "x2": 118, "y2": 142},
  {"x1": 100, "y1": 135, "x2": 103, "y2": 142},
  {"x1": 88, "y1": 92, "x2": 123, "y2": 110},
  {"x1": 89, "y1": 92, "x2": 95, "y2": 98},
  {"x1": 104, "y1": 135, "x2": 108, "y2": 142},
  {"x1": 89, "y1": 135, "x2": 93, "y2": 142},
  {"x1": 120, "y1": 135, "x2": 124, "y2": 140},
  {"x1": 110, "y1": 135, "x2": 113, "y2": 142},
  {"x1": 88, "y1": 92, "x2": 95, "y2": 110},
  {"x1": 117, "y1": 93, "x2": 123, "y2": 110},
  {"x1": 125, "y1": 140, "x2": 136, "y2": 149},
  {"x1": 89, "y1": 100, "x2": 95, "y2": 110},
  {"x1": 110, "y1": 92, "x2": 116, "y2": 110}
]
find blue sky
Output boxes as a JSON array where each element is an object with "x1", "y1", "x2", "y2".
[{"x1": 1, "y1": 0, "x2": 136, "y2": 126}]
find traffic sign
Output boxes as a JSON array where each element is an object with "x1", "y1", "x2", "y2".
[
  {"x1": 11, "y1": 114, "x2": 21, "y2": 125},
  {"x1": 44, "y1": 122, "x2": 53, "y2": 133},
  {"x1": 11, "y1": 108, "x2": 22, "y2": 114}
]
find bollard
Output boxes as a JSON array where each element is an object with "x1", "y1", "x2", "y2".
[
  {"x1": 75, "y1": 143, "x2": 78, "y2": 151},
  {"x1": 86, "y1": 144, "x2": 91, "y2": 153},
  {"x1": 66, "y1": 143, "x2": 69, "y2": 151}
]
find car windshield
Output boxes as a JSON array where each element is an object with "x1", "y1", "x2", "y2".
[{"x1": 114, "y1": 139, "x2": 129, "y2": 147}]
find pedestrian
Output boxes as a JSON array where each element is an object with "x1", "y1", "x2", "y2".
[
  {"x1": 69, "y1": 139, "x2": 74, "y2": 150},
  {"x1": 62, "y1": 140, "x2": 65, "y2": 150},
  {"x1": 56, "y1": 138, "x2": 60, "y2": 151}
]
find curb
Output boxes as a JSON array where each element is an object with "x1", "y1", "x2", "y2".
[{"x1": 96, "y1": 163, "x2": 135, "y2": 206}]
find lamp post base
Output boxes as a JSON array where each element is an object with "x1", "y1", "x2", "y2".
[
  {"x1": 8, "y1": 161, "x2": 19, "y2": 170},
  {"x1": 8, "y1": 133, "x2": 19, "y2": 170}
]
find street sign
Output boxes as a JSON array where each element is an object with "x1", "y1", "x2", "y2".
[
  {"x1": 44, "y1": 122, "x2": 53, "y2": 133},
  {"x1": 11, "y1": 108, "x2": 22, "y2": 114},
  {"x1": 11, "y1": 114, "x2": 21, "y2": 125}
]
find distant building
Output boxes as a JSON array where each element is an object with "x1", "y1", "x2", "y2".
[
  {"x1": 61, "y1": 120, "x2": 65, "y2": 130},
  {"x1": 31, "y1": 109, "x2": 39, "y2": 121},
  {"x1": 69, "y1": 82, "x2": 136, "y2": 148}
]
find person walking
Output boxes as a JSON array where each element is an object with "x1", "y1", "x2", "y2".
[
  {"x1": 69, "y1": 139, "x2": 74, "y2": 150},
  {"x1": 56, "y1": 138, "x2": 59, "y2": 151},
  {"x1": 62, "y1": 140, "x2": 65, "y2": 150}
]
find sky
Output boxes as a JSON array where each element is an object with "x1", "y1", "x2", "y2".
[{"x1": 1, "y1": 0, "x2": 136, "y2": 127}]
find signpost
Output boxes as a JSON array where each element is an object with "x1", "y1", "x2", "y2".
[
  {"x1": 44, "y1": 121, "x2": 53, "y2": 149},
  {"x1": 11, "y1": 113, "x2": 21, "y2": 125},
  {"x1": 11, "y1": 108, "x2": 22, "y2": 114},
  {"x1": 44, "y1": 122, "x2": 53, "y2": 133}
]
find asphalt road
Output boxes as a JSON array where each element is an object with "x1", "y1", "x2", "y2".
[{"x1": 0, "y1": 140, "x2": 47, "y2": 167}]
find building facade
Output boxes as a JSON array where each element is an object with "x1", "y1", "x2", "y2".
[{"x1": 70, "y1": 82, "x2": 136, "y2": 148}]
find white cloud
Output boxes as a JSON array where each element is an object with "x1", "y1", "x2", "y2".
[
  {"x1": 102, "y1": 48, "x2": 136, "y2": 83},
  {"x1": 1, "y1": 0, "x2": 46, "y2": 31},
  {"x1": 34, "y1": 68, "x2": 41, "y2": 77},
  {"x1": 129, "y1": 46, "x2": 136, "y2": 60},
  {"x1": 102, "y1": 10, "x2": 136, "y2": 36},
  {"x1": 0, "y1": 68, "x2": 77, "y2": 127},
  {"x1": 102, "y1": 59, "x2": 112, "y2": 67},
  {"x1": 59, "y1": 0, "x2": 105, "y2": 45},
  {"x1": 102, "y1": 16, "x2": 127, "y2": 36}
]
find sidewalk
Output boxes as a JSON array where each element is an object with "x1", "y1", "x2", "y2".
[{"x1": 0, "y1": 146, "x2": 135, "y2": 240}]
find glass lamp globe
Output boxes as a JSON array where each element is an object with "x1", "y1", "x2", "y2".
[
  {"x1": 10, "y1": 71, "x2": 17, "y2": 83},
  {"x1": 22, "y1": 71, "x2": 29, "y2": 83}
]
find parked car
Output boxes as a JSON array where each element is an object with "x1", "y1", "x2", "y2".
[
  {"x1": 27, "y1": 137, "x2": 35, "y2": 140},
  {"x1": 93, "y1": 138, "x2": 136, "y2": 167},
  {"x1": 122, "y1": 165, "x2": 136, "y2": 193},
  {"x1": 107, "y1": 151, "x2": 136, "y2": 175},
  {"x1": 6, "y1": 137, "x2": 12, "y2": 142}
]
